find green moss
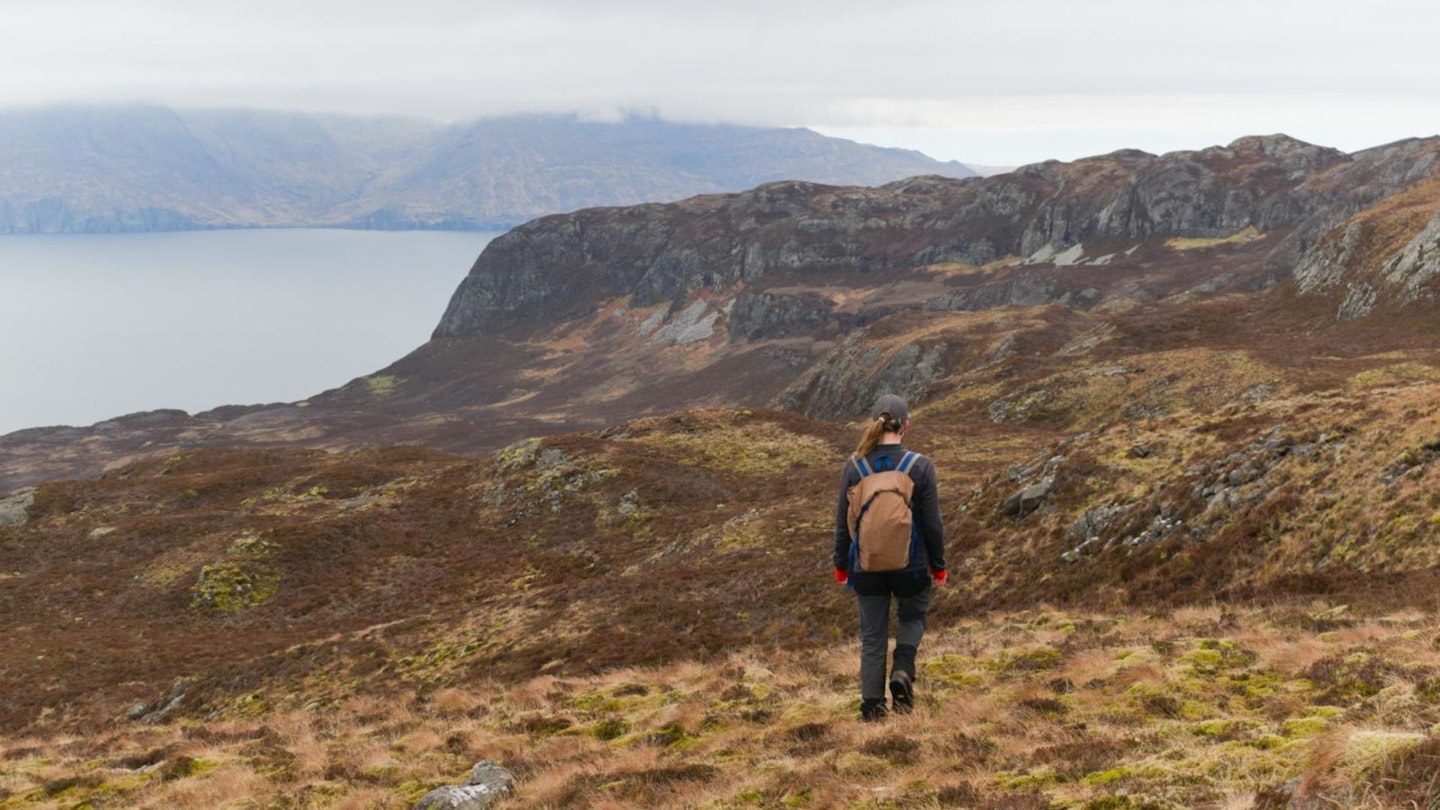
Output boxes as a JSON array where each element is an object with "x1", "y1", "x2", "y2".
[
  {"x1": 783, "y1": 789, "x2": 815, "y2": 807},
  {"x1": 593, "y1": 718, "x2": 630, "y2": 741},
  {"x1": 923, "y1": 654, "x2": 984, "y2": 688},
  {"x1": 228, "y1": 532, "x2": 277, "y2": 555},
  {"x1": 630, "y1": 421, "x2": 837, "y2": 475},
  {"x1": 1284, "y1": 714, "x2": 1324, "y2": 735},
  {"x1": 1181, "y1": 648, "x2": 1226, "y2": 674},
  {"x1": 995, "y1": 765, "x2": 1057, "y2": 789},
  {"x1": 1249, "y1": 734, "x2": 1287, "y2": 750},
  {"x1": 364, "y1": 374, "x2": 399, "y2": 395},
  {"x1": 985, "y1": 645, "x2": 1063, "y2": 673},
  {"x1": 495, "y1": 437, "x2": 543, "y2": 469},
  {"x1": 160, "y1": 756, "x2": 216, "y2": 781},
  {"x1": 1192, "y1": 720, "x2": 1239, "y2": 738},
  {"x1": 190, "y1": 561, "x2": 279, "y2": 612},
  {"x1": 138, "y1": 559, "x2": 196, "y2": 588}
]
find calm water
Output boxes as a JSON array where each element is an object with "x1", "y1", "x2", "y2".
[{"x1": 0, "y1": 229, "x2": 500, "y2": 436}]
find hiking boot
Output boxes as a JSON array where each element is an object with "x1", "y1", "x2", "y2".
[
  {"x1": 889, "y1": 670, "x2": 914, "y2": 714},
  {"x1": 860, "y1": 698, "x2": 888, "y2": 722}
]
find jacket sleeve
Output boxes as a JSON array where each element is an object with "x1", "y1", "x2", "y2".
[
  {"x1": 833, "y1": 460, "x2": 857, "y2": 570},
  {"x1": 914, "y1": 458, "x2": 946, "y2": 570}
]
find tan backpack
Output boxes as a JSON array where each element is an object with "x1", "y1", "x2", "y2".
[{"x1": 845, "y1": 451, "x2": 921, "y2": 573}]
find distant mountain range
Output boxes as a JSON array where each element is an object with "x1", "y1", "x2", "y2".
[{"x1": 0, "y1": 106, "x2": 979, "y2": 233}]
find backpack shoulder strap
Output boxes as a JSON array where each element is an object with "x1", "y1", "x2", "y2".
[
  {"x1": 851, "y1": 454, "x2": 874, "y2": 478},
  {"x1": 898, "y1": 451, "x2": 921, "y2": 474}
]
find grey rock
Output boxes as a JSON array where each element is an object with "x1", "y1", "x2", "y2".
[
  {"x1": 780, "y1": 333, "x2": 948, "y2": 421},
  {"x1": 728, "y1": 289, "x2": 834, "y2": 340},
  {"x1": 1380, "y1": 208, "x2": 1440, "y2": 295},
  {"x1": 1000, "y1": 477, "x2": 1055, "y2": 518},
  {"x1": 415, "y1": 786, "x2": 505, "y2": 810},
  {"x1": 1337, "y1": 282, "x2": 1377, "y2": 321},
  {"x1": 415, "y1": 761, "x2": 516, "y2": 810},
  {"x1": 139, "y1": 677, "x2": 192, "y2": 723},
  {"x1": 651, "y1": 299, "x2": 720, "y2": 346},
  {"x1": 0, "y1": 487, "x2": 35, "y2": 526},
  {"x1": 1066, "y1": 503, "x2": 1128, "y2": 543}
]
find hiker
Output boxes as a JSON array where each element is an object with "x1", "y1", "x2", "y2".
[{"x1": 833, "y1": 393, "x2": 946, "y2": 722}]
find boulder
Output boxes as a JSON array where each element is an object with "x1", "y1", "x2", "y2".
[
  {"x1": 1000, "y1": 477, "x2": 1055, "y2": 518},
  {"x1": 415, "y1": 761, "x2": 516, "y2": 810},
  {"x1": 0, "y1": 488, "x2": 35, "y2": 527}
]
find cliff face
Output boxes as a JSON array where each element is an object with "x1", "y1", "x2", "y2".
[
  {"x1": 434, "y1": 134, "x2": 1440, "y2": 342},
  {"x1": 1292, "y1": 160, "x2": 1440, "y2": 320}
]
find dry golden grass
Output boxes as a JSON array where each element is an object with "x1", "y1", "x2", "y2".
[{"x1": 6, "y1": 604, "x2": 1438, "y2": 809}]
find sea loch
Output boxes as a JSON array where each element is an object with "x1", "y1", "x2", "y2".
[{"x1": 0, "y1": 229, "x2": 499, "y2": 436}]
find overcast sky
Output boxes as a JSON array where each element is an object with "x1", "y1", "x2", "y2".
[{"x1": 3, "y1": 0, "x2": 1439, "y2": 166}]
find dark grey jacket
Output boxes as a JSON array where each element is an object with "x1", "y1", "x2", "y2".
[{"x1": 833, "y1": 443, "x2": 946, "y2": 594}]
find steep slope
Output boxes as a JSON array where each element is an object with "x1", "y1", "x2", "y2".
[{"x1": 1293, "y1": 169, "x2": 1440, "y2": 320}]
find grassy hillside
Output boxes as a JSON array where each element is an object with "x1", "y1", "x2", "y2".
[{"x1": 8, "y1": 286, "x2": 1440, "y2": 805}]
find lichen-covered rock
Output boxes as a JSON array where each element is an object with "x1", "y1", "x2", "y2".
[
  {"x1": 1000, "y1": 477, "x2": 1055, "y2": 518},
  {"x1": 0, "y1": 487, "x2": 35, "y2": 526},
  {"x1": 1379, "y1": 208, "x2": 1440, "y2": 295},
  {"x1": 415, "y1": 761, "x2": 516, "y2": 810},
  {"x1": 190, "y1": 562, "x2": 279, "y2": 612},
  {"x1": 780, "y1": 333, "x2": 949, "y2": 421}
]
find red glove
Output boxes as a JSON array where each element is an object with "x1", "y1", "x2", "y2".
[
  {"x1": 835, "y1": 568, "x2": 849, "y2": 584},
  {"x1": 931, "y1": 567, "x2": 947, "y2": 584}
]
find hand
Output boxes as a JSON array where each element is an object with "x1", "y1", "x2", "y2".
[
  {"x1": 930, "y1": 567, "x2": 947, "y2": 586},
  {"x1": 834, "y1": 568, "x2": 849, "y2": 585}
]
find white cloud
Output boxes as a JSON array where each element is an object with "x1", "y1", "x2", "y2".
[{"x1": 2, "y1": 0, "x2": 1439, "y2": 164}]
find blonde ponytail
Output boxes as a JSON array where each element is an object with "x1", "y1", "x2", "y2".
[{"x1": 855, "y1": 412, "x2": 904, "y2": 458}]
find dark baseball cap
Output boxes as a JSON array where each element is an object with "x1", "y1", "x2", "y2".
[{"x1": 870, "y1": 393, "x2": 910, "y2": 423}]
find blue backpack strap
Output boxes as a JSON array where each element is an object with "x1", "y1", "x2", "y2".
[
  {"x1": 851, "y1": 454, "x2": 873, "y2": 478},
  {"x1": 898, "y1": 451, "x2": 920, "y2": 474},
  {"x1": 897, "y1": 451, "x2": 923, "y2": 577}
]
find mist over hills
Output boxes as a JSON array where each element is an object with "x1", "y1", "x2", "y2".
[{"x1": 0, "y1": 105, "x2": 978, "y2": 233}]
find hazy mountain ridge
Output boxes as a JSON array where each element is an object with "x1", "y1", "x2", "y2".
[{"x1": 0, "y1": 106, "x2": 978, "y2": 233}]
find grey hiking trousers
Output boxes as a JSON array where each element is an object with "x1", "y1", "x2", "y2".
[{"x1": 858, "y1": 586, "x2": 932, "y2": 701}]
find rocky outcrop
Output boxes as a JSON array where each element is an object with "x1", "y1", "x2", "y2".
[
  {"x1": 1291, "y1": 147, "x2": 1440, "y2": 319},
  {"x1": 1000, "y1": 477, "x2": 1056, "y2": 518},
  {"x1": 729, "y1": 289, "x2": 837, "y2": 340},
  {"x1": 780, "y1": 330, "x2": 951, "y2": 421},
  {"x1": 435, "y1": 135, "x2": 1440, "y2": 339},
  {"x1": 0, "y1": 487, "x2": 35, "y2": 526},
  {"x1": 1377, "y1": 209, "x2": 1440, "y2": 295}
]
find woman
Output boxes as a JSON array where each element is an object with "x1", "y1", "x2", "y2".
[{"x1": 833, "y1": 393, "x2": 946, "y2": 721}]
